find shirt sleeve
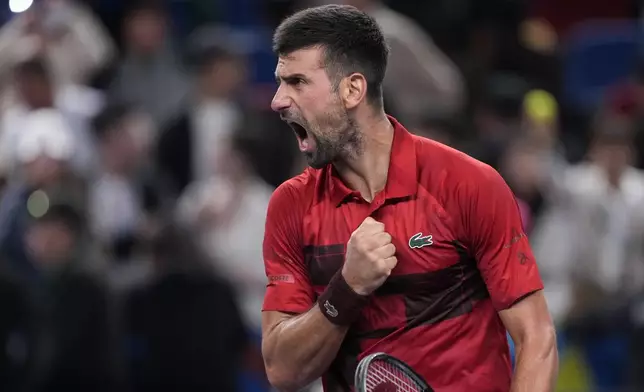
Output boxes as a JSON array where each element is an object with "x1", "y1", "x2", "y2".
[
  {"x1": 460, "y1": 164, "x2": 544, "y2": 311},
  {"x1": 262, "y1": 181, "x2": 315, "y2": 314}
]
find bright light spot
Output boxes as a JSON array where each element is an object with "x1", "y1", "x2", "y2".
[
  {"x1": 9, "y1": 0, "x2": 34, "y2": 14},
  {"x1": 27, "y1": 190, "x2": 50, "y2": 219}
]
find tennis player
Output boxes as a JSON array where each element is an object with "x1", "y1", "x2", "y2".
[{"x1": 262, "y1": 5, "x2": 558, "y2": 392}]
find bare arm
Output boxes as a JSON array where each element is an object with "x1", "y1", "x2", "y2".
[
  {"x1": 500, "y1": 291, "x2": 558, "y2": 392},
  {"x1": 261, "y1": 217, "x2": 396, "y2": 391},
  {"x1": 262, "y1": 309, "x2": 348, "y2": 391}
]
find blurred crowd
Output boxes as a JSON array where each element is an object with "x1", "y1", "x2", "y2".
[{"x1": 0, "y1": 0, "x2": 643, "y2": 391}]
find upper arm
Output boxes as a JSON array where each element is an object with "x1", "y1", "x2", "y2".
[
  {"x1": 499, "y1": 290, "x2": 555, "y2": 346},
  {"x1": 459, "y1": 164, "x2": 544, "y2": 311},
  {"x1": 262, "y1": 182, "x2": 314, "y2": 316}
]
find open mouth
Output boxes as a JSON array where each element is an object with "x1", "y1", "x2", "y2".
[
  {"x1": 288, "y1": 121, "x2": 308, "y2": 140},
  {"x1": 287, "y1": 121, "x2": 313, "y2": 152}
]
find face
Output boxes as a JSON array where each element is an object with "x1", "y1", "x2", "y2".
[
  {"x1": 272, "y1": 47, "x2": 362, "y2": 169},
  {"x1": 102, "y1": 125, "x2": 139, "y2": 173},
  {"x1": 202, "y1": 57, "x2": 247, "y2": 98},
  {"x1": 26, "y1": 221, "x2": 75, "y2": 270},
  {"x1": 125, "y1": 10, "x2": 166, "y2": 54},
  {"x1": 16, "y1": 74, "x2": 52, "y2": 109},
  {"x1": 591, "y1": 141, "x2": 632, "y2": 176}
]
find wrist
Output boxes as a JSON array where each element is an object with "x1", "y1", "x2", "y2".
[
  {"x1": 317, "y1": 271, "x2": 370, "y2": 325},
  {"x1": 341, "y1": 268, "x2": 371, "y2": 296}
]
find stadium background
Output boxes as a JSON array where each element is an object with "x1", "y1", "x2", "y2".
[{"x1": 0, "y1": 0, "x2": 643, "y2": 391}]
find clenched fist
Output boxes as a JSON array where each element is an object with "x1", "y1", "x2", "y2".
[{"x1": 342, "y1": 217, "x2": 397, "y2": 296}]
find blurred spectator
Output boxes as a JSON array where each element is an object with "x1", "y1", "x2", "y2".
[
  {"x1": 569, "y1": 114, "x2": 644, "y2": 299},
  {"x1": 2, "y1": 203, "x2": 118, "y2": 392},
  {"x1": 0, "y1": 0, "x2": 115, "y2": 88},
  {"x1": 531, "y1": 113, "x2": 644, "y2": 324},
  {"x1": 176, "y1": 133, "x2": 272, "y2": 332},
  {"x1": 157, "y1": 33, "x2": 249, "y2": 195},
  {"x1": 613, "y1": 62, "x2": 644, "y2": 169},
  {"x1": 109, "y1": 0, "x2": 190, "y2": 130},
  {"x1": 0, "y1": 109, "x2": 88, "y2": 285},
  {"x1": 324, "y1": 0, "x2": 465, "y2": 123},
  {"x1": 89, "y1": 102, "x2": 163, "y2": 264},
  {"x1": 123, "y1": 223, "x2": 247, "y2": 392},
  {"x1": 501, "y1": 89, "x2": 568, "y2": 234},
  {"x1": 0, "y1": 59, "x2": 98, "y2": 178}
]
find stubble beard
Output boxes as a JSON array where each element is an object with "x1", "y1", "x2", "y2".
[{"x1": 305, "y1": 110, "x2": 363, "y2": 169}]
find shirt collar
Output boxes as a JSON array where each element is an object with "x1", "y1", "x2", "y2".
[{"x1": 328, "y1": 115, "x2": 418, "y2": 206}]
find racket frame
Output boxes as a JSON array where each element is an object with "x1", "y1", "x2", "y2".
[{"x1": 354, "y1": 352, "x2": 434, "y2": 392}]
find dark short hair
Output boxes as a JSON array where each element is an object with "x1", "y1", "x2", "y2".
[
  {"x1": 91, "y1": 102, "x2": 133, "y2": 141},
  {"x1": 272, "y1": 5, "x2": 389, "y2": 106},
  {"x1": 125, "y1": 0, "x2": 166, "y2": 19}
]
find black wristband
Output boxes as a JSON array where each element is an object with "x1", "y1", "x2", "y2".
[{"x1": 318, "y1": 271, "x2": 369, "y2": 325}]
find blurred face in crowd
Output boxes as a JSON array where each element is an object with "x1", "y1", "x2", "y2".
[
  {"x1": 101, "y1": 119, "x2": 141, "y2": 174},
  {"x1": 200, "y1": 55, "x2": 247, "y2": 99},
  {"x1": 15, "y1": 72, "x2": 53, "y2": 109},
  {"x1": 589, "y1": 115, "x2": 635, "y2": 182},
  {"x1": 590, "y1": 140, "x2": 633, "y2": 179},
  {"x1": 125, "y1": 8, "x2": 166, "y2": 55},
  {"x1": 26, "y1": 219, "x2": 76, "y2": 270},
  {"x1": 272, "y1": 47, "x2": 362, "y2": 169}
]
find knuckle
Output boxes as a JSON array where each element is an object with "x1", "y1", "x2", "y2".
[
  {"x1": 367, "y1": 251, "x2": 379, "y2": 262},
  {"x1": 356, "y1": 243, "x2": 369, "y2": 255},
  {"x1": 363, "y1": 217, "x2": 375, "y2": 225}
]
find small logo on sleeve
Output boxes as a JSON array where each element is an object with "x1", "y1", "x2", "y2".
[
  {"x1": 517, "y1": 252, "x2": 529, "y2": 265},
  {"x1": 268, "y1": 274, "x2": 295, "y2": 284},
  {"x1": 408, "y1": 233, "x2": 433, "y2": 249},
  {"x1": 503, "y1": 228, "x2": 526, "y2": 249},
  {"x1": 323, "y1": 300, "x2": 338, "y2": 317}
]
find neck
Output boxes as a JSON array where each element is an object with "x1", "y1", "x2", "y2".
[{"x1": 334, "y1": 111, "x2": 393, "y2": 201}]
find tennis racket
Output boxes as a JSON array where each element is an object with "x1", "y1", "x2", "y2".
[{"x1": 354, "y1": 352, "x2": 434, "y2": 392}]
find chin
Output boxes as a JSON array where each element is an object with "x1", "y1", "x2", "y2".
[{"x1": 305, "y1": 154, "x2": 331, "y2": 170}]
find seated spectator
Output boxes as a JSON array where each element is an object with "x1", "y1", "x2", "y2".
[
  {"x1": 123, "y1": 223, "x2": 247, "y2": 392},
  {"x1": 2, "y1": 203, "x2": 118, "y2": 392},
  {"x1": 109, "y1": 0, "x2": 190, "y2": 131},
  {"x1": 89, "y1": 102, "x2": 164, "y2": 264},
  {"x1": 157, "y1": 33, "x2": 249, "y2": 196},
  {"x1": 0, "y1": 59, "x2": 98, "y2": 178}
]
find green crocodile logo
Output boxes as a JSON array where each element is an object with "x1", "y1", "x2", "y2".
[{"x1": 408, "y1": 233, "x2": 433, "y2": 249}]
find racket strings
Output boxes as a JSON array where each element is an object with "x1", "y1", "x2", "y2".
[{"x1": 364, "y1": 360, "x2": 422, "y2": 392}]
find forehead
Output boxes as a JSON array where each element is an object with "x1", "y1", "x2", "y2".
[{"x1": 275, "y1": 47, "x2": 325, "y2": 76}]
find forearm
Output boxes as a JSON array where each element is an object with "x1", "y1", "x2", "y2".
[
  {"x1": 262, "y1": 307, "x2": 349, "y2": 391},
  {"x1": 510, "y1": 334, "x2": 559, "y2": 392}
]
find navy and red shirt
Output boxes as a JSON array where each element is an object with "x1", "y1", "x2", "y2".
[{"x1": 262, "y1": 116, "x2": 544, "y2": 391}]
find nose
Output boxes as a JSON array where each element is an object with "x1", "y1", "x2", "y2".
[{"x1": 271, "y1": 85, "x2": 291, "y2": 113}]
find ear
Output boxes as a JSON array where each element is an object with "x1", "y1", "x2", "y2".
[{"x1": 341, "y1": 73, "x2": 367, "y2": 110}]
